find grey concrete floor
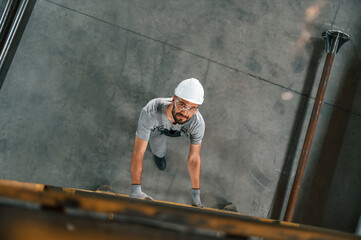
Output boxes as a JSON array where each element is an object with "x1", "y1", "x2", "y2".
[{"x1": 0, "y1": 0, "x2": 360, "y2": 233}]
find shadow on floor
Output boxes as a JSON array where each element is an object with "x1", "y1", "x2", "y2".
[{"x1": 268, "y1": 38, "x2": 324, "y2": 220}]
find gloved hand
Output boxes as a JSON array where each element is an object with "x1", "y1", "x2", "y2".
[
  {"x1": 130, "y1": 185, "x2": 154, "y2": 200},
  {"x1": 192, "y1": 188, "x2": 203, "y2": 207}
]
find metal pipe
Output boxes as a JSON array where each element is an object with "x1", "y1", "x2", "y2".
[
  {"x1": 0, "y1": 0, "x2": 12, "y2": 26},
  {"x1": 283, "y1": 30, "x2": 350, "y2": 222},
  {"x1": 0, "y1": 0, "x2": 29, "y2": 70},
  {"x1": 0, "y1": 0, "x2": 18, "y2": 50},
  {"x1": 0, "y1": 0, "x2": 13, "y2": 34}
]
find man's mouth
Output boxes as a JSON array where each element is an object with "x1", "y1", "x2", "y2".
[
  {"x1": 176, "y1": 113, "x2": 187, "y2": 120},
  {"x1": 177, "y1": 113, "x2": 186, "y2": 118}
]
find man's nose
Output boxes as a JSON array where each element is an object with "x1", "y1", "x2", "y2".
[{"x1": 179, "y1": 110, "x2": 188, "y2": 116}]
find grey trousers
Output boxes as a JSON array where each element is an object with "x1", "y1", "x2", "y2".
[{"x1": 149, "y1": 131, "x2": 167, "y2": 158}]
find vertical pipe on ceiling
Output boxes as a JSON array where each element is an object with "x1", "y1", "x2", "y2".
[
  {"x1": 0, "y1": 0, "x2": 19, "y2": 52},
  {"x1": 0, "y1": 0, "x2": 30, "y2": 71},
  {"x1": 283, "y1": 30, "x2": 350, "y2": 222}
]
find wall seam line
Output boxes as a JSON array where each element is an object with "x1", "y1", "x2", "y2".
[{"x1": 44, "y1": 0, "x2": 361, "y2": 118}]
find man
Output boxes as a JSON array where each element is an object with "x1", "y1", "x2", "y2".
[{"x1": 130, "y1": 78, "x2": 205, "y2": 207}]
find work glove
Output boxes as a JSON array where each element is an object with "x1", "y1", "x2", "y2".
[
  {"x1": 191, "y1": 188, "x2": 203, "y2": 207},
  {"x1": 130, "y1": 185, "x2": 154, "y2": 200}
]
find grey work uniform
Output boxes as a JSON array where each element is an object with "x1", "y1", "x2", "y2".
[{"x1": 136, "y1": 98, "x2": 205, "y2": 158}]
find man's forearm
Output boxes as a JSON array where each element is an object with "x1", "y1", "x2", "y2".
[
  {"x1": 131, "y1": 152, "x2": 144, "y2": 185},
  {"x1": 187, "y1": 156, "x2": 201, "y2": 189},
  {"x1": 130, "y1": 136, "x2": 148, "y2": 185}
]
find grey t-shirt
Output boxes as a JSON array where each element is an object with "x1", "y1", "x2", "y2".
[{"x1": 136, "y1": 98, "x2": 205, "y2": 145}]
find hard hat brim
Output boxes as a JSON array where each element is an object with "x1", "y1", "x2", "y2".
[{"x1": 175, "y1": 95, "x2": 203, "y2": 105}]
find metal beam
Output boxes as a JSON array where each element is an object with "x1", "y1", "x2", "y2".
[{"x1": 0, "y1": 179, "x2": 358, "y2": 240}]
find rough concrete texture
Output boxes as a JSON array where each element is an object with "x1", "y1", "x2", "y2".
[{"x1": 0, "y1": 0, "x2": 360, "y2": 233}]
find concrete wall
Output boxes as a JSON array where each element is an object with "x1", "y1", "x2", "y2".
[
  {"x1": 0, "y1": 0, "x2": 360, "y2": 233},
  {"x1": 0, "y1": 1, "x2": 6, "y2": 14}
]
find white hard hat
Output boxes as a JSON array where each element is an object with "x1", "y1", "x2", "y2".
[{"x1": 174, "y1": 78, "x2": 204, "y2": 105}]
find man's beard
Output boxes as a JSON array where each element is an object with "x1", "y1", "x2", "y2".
[{"x1": 172, "y1": 105, "x2": 189, "y2": 124}]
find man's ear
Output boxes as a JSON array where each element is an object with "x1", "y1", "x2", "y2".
[{"x1": 172, "y1": 96, "x2": 175, "y2": 103}]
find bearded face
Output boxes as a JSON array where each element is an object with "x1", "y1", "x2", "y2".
[
  {"x1": 171, "y1": 97, "x2": 198, "y2": 124},
  {"x1": 172, "y1": 105, "x2": 190, "y2": 124}
]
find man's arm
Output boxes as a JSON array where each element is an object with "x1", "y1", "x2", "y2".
[
  {"x1": 187, "y1": 143, "x2": 202, "y2": 189},
  {"x1": 188, "y1": 143, "x2": 202, "y2": 207},
  {"x1": 130, "y1": 136, "x2": 153, "y2": 200},
  {"x1": 131, "y1": 136, "x2": 148, "y2": 185}
]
